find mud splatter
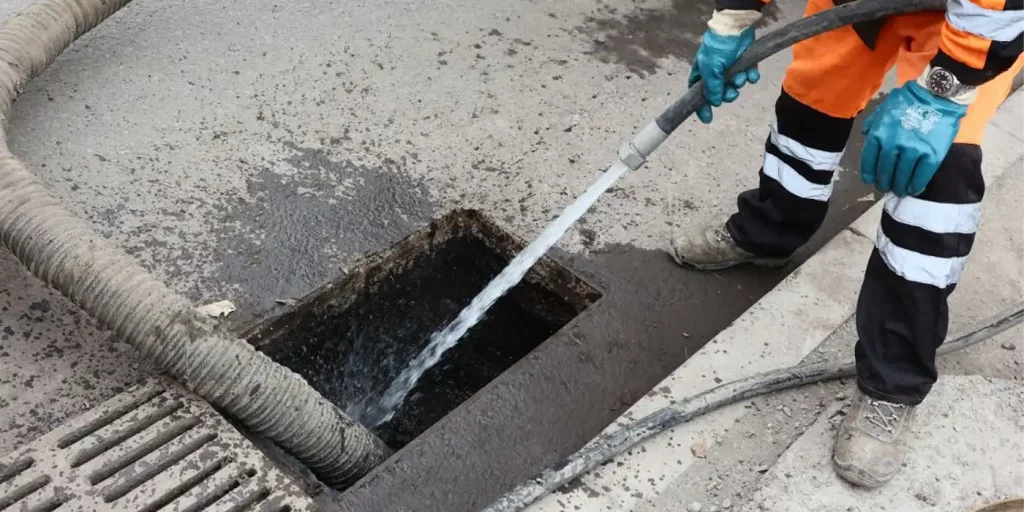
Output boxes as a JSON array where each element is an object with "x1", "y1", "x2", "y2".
[
  {"x1": 214, "y1": 144, "x2": 435, "y2": 313},
  {"x1": 577, "y1": 0, "x2": 780, "y2": 76}
]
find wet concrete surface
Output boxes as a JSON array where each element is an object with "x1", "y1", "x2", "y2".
[
  {"x1": 576, "y1": 0, "x2": 780, "y2": 76},
  {"x1": 216, "y1": 143, "x2": 434, "y2": 314}
]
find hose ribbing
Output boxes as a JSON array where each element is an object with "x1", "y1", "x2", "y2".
[{"x1": 0, "y1": 0, "x2": 388, "y2": 488}]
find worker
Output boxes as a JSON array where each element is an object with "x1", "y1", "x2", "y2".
[{"x1": 671, "y1": 0, "x2": 1023, "y2": 488}]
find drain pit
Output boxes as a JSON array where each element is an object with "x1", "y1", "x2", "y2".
[{"x1": 245, "y1": 210, "x2": 601, "y2": 450}]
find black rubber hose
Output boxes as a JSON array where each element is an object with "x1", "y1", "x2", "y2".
[
  {"x1": 484, "y1": 303, "x2": 1023, "y2": 511},
  {"x1": 654, "y1": 0, "x2": 946, "y2": 134}
]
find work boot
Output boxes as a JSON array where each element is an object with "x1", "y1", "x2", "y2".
[
  {"x1": 667, "y1": 223, "x2": 789, "y2": 270},
  {"x1": 832, "y1": 389, "x2": 918, "y2": 488}
]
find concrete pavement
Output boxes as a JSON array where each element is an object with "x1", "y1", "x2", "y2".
[{"x1": 0, "y1": 0, "x2": 1018, "y2": 511}]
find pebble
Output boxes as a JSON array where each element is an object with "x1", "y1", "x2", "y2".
[
  {"x1": 687, "y1": 501, "x2": 703, "y2": 512},
  {"x1": 722, "y1": 498, "x2": 733, "y2": 509},
  {"x1": 1002, "y1": 342, "x2": 1017, "y2": 351},
  {"x1": 691, "y1": 441, "x2": 708, "y2": 458},
  {"x1": 835, "y1": 392, "x2": 848, "y2": 400}
]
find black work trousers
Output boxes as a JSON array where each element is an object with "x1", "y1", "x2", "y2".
[{"x1": 726, "y1": 91, "x2": 985, "y2": 405}]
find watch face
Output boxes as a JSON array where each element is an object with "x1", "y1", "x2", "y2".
[{"x1": 927, "y1": 68, "x2": 957, "y2": 97}]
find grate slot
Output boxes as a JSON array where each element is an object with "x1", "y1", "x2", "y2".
[
  {"x1": 71, "y1": 399, "x2": 185, "y2": 468},
  {"x1": 253, "y1": 499, "x2": 294, "y2": 512},
  {"x1": 174, "y1": 466, "x2": 256, "y2": 512},
  {"x1": 24, "y1": 492, "x2": 67, "y2": 512},
  {"x1": 88, "y1": 416, "x2": 201, "y2": 485},
  {"x1": 255, "y1": 500, "x2": 294, "y2": 512},
  {"x1": 57, "y1": 385, "x2": 166, "y2": 449},
  {"x1": 135, "y1": 455, "x2": 231, "y2": 512},
  {"x1": 207, "y1": 481, "x2": 271, "y2": 512},
  {"x1": 102, "y1": 431, "x2": 218, "y2": 502},
  {"x1": 0, "y1": 458, "x2": 33, "y2": 485},
  {"x1": 0, "y1": 474, "x2": 50, "y2": 510}
]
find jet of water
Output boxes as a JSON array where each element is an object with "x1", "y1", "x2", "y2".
[{"x1": 355, "y1": 162, "x2": 631, "y2": 427}]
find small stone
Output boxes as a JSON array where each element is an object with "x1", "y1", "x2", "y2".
[
  {"x1": 683, "y1": 332, "x2": 691, "y2": 338},
  {"x1": 687, "y1": 502, "x2": 703, "y2": 512},
  {"x1": 195, "y1": 299, "x2": 236, "y2": 318},
  {"x1": 755, "y1": 463, "x2": 771, "y2": 473},
  {"x1": 1002, "y1": 342, "x2": 1017, "y2": 351},
  {"x1": 782, "y1": 406, "x2": 792, "y2": 417},
  {"x1": 914, "y1": 491, "x2": 939, "y2": 506},
  {"x1": 835, "y1": 392, "x2": 848, "y2": 400},
  {"x1": 691, "y1": 441, "x2": 708, "y2": 458},
  {"x1": 953, "y1": 425, "x2": 961, "y2": 432},
  {"x1": 721, "y1": 498, "x2": 733, "y2": 509}
]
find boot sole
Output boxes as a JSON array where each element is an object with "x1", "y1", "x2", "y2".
[
  {"x1": 669, "y1": 252, "x2": 790, "y2": 271},
  {"x1": 831, "y1": 456, "x2": 890, "y2": 489}
]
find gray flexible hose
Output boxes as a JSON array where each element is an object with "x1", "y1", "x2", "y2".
[
  {"x1": 485, "y1": 304, "x2": 1023, "y2": 511},
  {"x1": 0, "y1": 0, "x2": 388, "y2": 489}
]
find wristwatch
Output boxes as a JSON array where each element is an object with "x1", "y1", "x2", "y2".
[{"x1": 922, "y1": 66, "x2": 975, "y2": 100}]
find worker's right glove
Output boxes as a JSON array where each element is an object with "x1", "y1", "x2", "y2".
[
  {"x1": 860, "y1": 78, "x2": 969, "y2": 197},
  {"x1": 688, "y1": 10, "x2": 763, "y2": 124}
]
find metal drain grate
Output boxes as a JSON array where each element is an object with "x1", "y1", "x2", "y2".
[{"x1": 0, "y1": 376, "x2": 314, "y2": 512}]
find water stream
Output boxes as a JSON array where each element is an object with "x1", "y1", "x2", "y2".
[{"x1": 354, "y1": 161, "x2": 630, "y2": 427}]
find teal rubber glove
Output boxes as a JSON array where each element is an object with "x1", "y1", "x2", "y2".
[
  {"x1": 860, "y1": 81, "x2": 967, "y2": 197},
  {"x1": 688, "y1": 26, "x2": 760, "y2": 124}
]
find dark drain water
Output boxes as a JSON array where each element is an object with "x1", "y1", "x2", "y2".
[{"x1": 245, "y1": 210, "x2": 601, "y2": 450}]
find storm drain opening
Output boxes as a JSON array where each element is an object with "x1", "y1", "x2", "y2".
[{"x1": 245, "y1": 209, "x2": 602, "y2": 450}]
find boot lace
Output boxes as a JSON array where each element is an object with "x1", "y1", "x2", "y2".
[
  {"x1": 711, "y1": 226, "x2": 733, "y2": 246},
  {"x1": 864, "y1": 398, "x2": 908, "y2": 435}
]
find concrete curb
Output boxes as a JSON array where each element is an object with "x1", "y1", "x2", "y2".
[{"x1": 528, "y1": 88, "x2": 1024, "y2": 511}]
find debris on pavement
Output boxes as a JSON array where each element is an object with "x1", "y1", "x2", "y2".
[
  {"x1": 1001, "y1": 342, "x2": 1017, "y2": 350},
  {"x1": 687, "y1": 501, "x2": 703, "y2": 512},
  {"x1": 196, "y1": 299, "x2": 236, "y2": 318},
  {"x1": 691, "y1": 441, "x2": 708, "y2": 458}
]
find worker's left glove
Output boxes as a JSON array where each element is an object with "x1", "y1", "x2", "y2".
[
  {"x1": 860, "y1": 79, "x2": 969, "y2": 197},
  {"x1": 688, "y1": 10, "x2": 763, "y2": 124}
]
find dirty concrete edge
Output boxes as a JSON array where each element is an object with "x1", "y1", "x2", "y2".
[{"x1": 527, "y1": 87, "x2": 1024, "y2": 511}]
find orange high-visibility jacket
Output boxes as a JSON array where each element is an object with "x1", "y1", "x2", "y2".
[{"x1": 717, "y1": 0, "x2": 1024, "y2": 86}]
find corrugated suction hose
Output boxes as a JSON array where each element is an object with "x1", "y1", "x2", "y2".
[{"x1": 0, "y1": 0, "x2": 388, "y2": 489}]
